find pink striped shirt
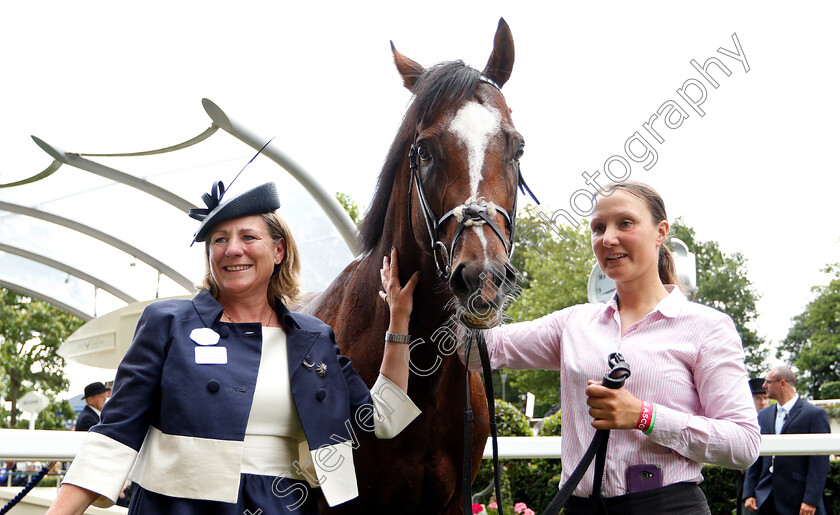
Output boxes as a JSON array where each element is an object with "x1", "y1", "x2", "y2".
[{"x1": 477, "y1": 286, "x2": 760, "y2": 497}]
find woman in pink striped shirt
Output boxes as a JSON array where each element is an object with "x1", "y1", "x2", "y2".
[{"x1": 463, "y1": 181, "x2": 760, "y2": 514}]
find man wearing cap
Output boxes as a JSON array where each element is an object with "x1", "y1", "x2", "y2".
[
  {"x1": 744, "y1": 366, "x2": 830, "y2": 514},
  {"x1": 75, "y1": 382, "x2": 109, "y2": 432}
]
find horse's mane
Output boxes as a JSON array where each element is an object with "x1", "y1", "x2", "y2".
[{"x1": 358, "y1": 60, "x2": 481, "y2": 253}]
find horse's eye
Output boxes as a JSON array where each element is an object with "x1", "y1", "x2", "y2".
[
  {"x1": 514, "y1": 144, "x2": 525, "y2": 161},
  {"x1": 417, "y1": 143, "x2": 432, "y2": 162}
]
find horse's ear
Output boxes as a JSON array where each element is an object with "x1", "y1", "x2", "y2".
[
  {"x1": 391, "y1": 41, "x2": 425, "y2": 92},
  {"x1": 483, "y1": 18, "x2": 515, "y2": 88}
]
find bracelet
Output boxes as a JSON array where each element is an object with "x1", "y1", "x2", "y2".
[
  {"x1": 637, "y1": 400, "x2": 656, "y2": 434},
  {"x1": 385, "y1": 331, "x2": 410, "y2": 344},
  {"x1": 646, "y1": 404, "x2": 657, "y2": 435}
]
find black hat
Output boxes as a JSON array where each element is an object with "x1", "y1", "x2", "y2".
[
  {"x1": 189, "y1": 181, "x2": 281, "y2": 244},
  {"x1": 83, "y1": 382, "x2": 109, "y2": 398},
  {"x1": 748, "y1": 378, "x2": 766, "y2": 395}
]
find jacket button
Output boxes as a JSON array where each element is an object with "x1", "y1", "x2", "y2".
[
  {"x1": 207, "y1": 380, "x2": 220, "y2": 393},
  {"x1": 316, "y1": 388, "x2": 327, "y2": 401},
  {"x1": 218, "y1": 326, "x2": 231, "y2": 338}
]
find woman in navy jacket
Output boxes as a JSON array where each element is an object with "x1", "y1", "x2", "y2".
[{"x1": 48, "y1": 181, "x2": 421, "y2": 514}]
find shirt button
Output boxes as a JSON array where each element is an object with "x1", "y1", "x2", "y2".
[
  {"x1": 207, "y1": 380, "x2": 220, "y2": 393},
  {"x1": 316, "y1": 388, "x2": 327, "y2": 401},
  {"x1": 218, "y1": 326, "x2": 231, "y2": 338}
]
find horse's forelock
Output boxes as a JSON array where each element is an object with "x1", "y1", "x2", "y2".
[
  {"x1": 412, "y1": 61, "x2": 481, "y2": 125},
  {"x1": 358, "y1": 61, "x2": 482, "y2": 253}
]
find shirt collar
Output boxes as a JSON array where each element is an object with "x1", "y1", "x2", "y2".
[
  {"x1": 597, "y1": 284, "x2": 686, "y2": 318},
  {"x1": 780, "y1": 394, "x2": 799, "y2": 413},
  {"x1": 657, "y1": 285, "x2": 687, "y2": 318},
  {"x1": 599, "y1": 295, "x2": 619, "y2": 317}
]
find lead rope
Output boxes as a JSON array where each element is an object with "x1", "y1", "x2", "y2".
[
  {"x1": 0, "y1": 462, "x2": 54, "y2": 515},
  {"x1": 463, "y1": 331, "x2": 505, "y2": 515},
  {"x1": 478, "y1": 331, "x2": 504, "y2": 513},
  {"x1": 463, "y1": 337, "x2": 475, "y2": 513},
  {"x1": 542, "y1": 354, "x2": 630, "y2": 515}
]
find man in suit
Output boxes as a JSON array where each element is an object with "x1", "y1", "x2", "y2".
[
  {"x1": 74, "y1": 382, "x2": 109, "y2": 432},
  {"x1": 744, "y1": 366, "x2": 830, "y2": 514}
]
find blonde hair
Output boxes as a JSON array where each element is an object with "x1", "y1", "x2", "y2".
[
  {"x1": 597, "y1": 181, "x2": 682, "y2": 289},
  {"x1": 199, "y1": 211, "x2": 302, "y2": 307}
]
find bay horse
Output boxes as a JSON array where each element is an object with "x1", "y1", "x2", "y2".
[{"x1": 304, "y1": 18, "x2": 524, "y2": 514}]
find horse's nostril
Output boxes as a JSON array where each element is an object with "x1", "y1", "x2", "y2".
[
  {"x1": 449, "y1": 263, "x2": 472, "y2": 296},
  {"x1": 450, "y1": 263, "x2": 509, "y2": 303}
]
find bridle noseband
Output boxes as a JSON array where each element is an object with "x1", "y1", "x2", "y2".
[{"x1": 407, "y1": 76, "x2": 539, "y2": 282}]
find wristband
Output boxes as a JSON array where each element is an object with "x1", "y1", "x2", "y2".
[
  {"x1": 637, "y1": 400, "x2": 656, "y2": 434},
  {"x1": 385, "y1": 331, "x2": 410, "y2": 344},
  {"x1": 645, "y1": 404, "x2": 656, "y2": 435}
]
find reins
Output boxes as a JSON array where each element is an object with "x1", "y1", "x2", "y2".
[{"x1": 462, "y1": 331, "x2": 505, "y2": 514}]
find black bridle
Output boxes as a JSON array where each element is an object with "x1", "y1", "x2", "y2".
[
  {"x1": 407, "y1": 78, "x2": 539, "y2": 283},
  {"x1": 405, "y1": 76, "x2": 539, "y2": 515}
]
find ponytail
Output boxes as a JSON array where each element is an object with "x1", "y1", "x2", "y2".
[{"x1": 658, "y1": 244, "x2": 684, "y2": 292}]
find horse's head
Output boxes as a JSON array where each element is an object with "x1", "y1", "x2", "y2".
[{"x1": 390, "y1": 19, "x2": 523, "y2": 329}]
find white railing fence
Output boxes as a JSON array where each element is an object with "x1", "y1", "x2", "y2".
[{"x1": 1, "y1": 429, "x2": 839, "y2": 461}]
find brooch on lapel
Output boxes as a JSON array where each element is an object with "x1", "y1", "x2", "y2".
[
  {"x1": 302, "y1": 355, "x2": 314, "y2": 370},
  {"x1": 316, "y1": 362, "x2": 327, "y2": 377}
]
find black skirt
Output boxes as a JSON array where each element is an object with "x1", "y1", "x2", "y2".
[
  {"x1": 563, "y1": 482, "x2": 710, "y2": 515},
  {"x1": 128, "y1": 474, "x2": 318, "y2": 515}
]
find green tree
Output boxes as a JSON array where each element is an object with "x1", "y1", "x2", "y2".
[
  {"x1": 507, "y1": 206, "x2": 594, "y2": 323},
  {"x1": 0, "y1": 287, "x2": 83, "y2": 427},
  {"x1": 335, "y1": 192, "x2": 361, "y2": 225},
  {"x1": 778, "y1": 263, "x2": 840, "y2": 398},
  {"x1": 670, "y1": 219, "x2": 766, "y2": 374}
]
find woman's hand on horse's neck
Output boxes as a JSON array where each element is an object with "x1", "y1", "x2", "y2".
[{"x1": 380, "y1": 248, "x2": 421, "y2": 393}]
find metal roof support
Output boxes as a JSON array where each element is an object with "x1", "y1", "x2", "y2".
[
  {"x1": 0, "y1": 200, "x2": 196, "y2": 292},
  {"x1": 202, "y1": 98, "x2": 361, "y2": 256},
  {"x1": 0, "y1": 280, "x2": 92, "y2": 321},
  {"x1": 31, "y1": 136, "x2": 197, "y2": 213},
  {"x1": 0, "y1": 243, "x2": 137, "y2": 304}
]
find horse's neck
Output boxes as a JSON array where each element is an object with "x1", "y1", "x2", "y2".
[
  {"x1": 312, "y1": 231, "x2": 453, "y2": 344},
  {"x1": 309, "y1": 158, "x2": 456, "y2": 351},
  {"x1": 347, "y1": 241, "x2": 453, "y2": 332}
]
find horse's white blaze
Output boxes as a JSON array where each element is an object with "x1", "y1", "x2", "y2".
[
  {"x1": 449, "y1": 101, "x2": 502, "y2": 197},
  {"x1": 472, "y1": 225, "x2": 488, "y2": 258}
]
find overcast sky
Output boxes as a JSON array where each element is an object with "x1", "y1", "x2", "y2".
[{"x1": 2, "y1": 2, "x2": 839, "y2": 398}]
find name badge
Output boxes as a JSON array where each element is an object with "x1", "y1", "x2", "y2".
[
  {"x1": 190, "y1": 328, "x2": 220, "y2": 346},
  {"x1": 195, "y1": 346, "x2": 227, "y2": 365}
]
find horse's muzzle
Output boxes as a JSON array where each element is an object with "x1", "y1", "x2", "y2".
[{"x1": 450, "y1": 262, "x2": 512, "y2": 329}]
